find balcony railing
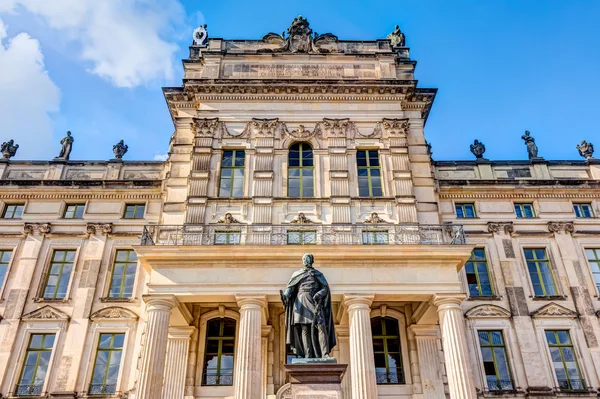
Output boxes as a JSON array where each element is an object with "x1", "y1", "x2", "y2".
[{"x1": 140, "y1": 224, "x2": 465, "y2": 246}]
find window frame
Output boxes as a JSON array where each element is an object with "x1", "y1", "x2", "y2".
[
  {"x1": 583, "y1": 248, "x2": 600, "y2": 295},
  {"x1": 106, "y1": 249, "x2": 139, "y2": 300},
  {"x1": 62, "y1": 203, "x2": 86, "y2": 219},
  {"x1": 572, "y1": 203, "x2": 594, "y2": 218},
  {"x1": 14, "y1": 333, "x2": 57, "y2": 396},
  {"x1": 88, "y1": 333, "x2": 126, "y2": 395},
  {"x1": 287, "y1": 142, "x2": 315, "y2": 198},
  {"x1": 455, "y1": 202, "x2": 477, "y2": 219},
  {"x1": 476, "y1": 330, "x2": 515, "y2": 392},
  {"x1": 465, "y1": 248, "x2": 494, "y2": 297},
  {"x1": 122, "y1": 203, "x2": 146, "y2": 219},
  {"x1": 356, "y1": 149, "x2": 383, "y2": 197},
  {"x1": 0, "y1": 247, "x2": 16, "y2": 299},
  {"x1": 544, "y1": 330, "x2": 586, "y2": 392},
  {"x1": 218, "y1": 149, "x2": 246, "y2": 198},
  {"x1": 37, "y1": 247, "x2": 80, "y2": 301},
  {"x1": 522, "y1": 247, "x2": 559, "y2": 298},
  {"x1": 2, "y1": 203, "x2": 25, "y2": 219},
  {"x1": 514, "y1": 203, "x2": 535, "y2": 218}
]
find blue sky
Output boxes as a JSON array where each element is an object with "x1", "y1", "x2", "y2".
[{"x1": 1, "y1": 1, "x2": 599, "y2": 161}]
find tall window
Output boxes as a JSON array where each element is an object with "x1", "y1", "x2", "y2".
[
  {"x1": 585, "y1": 248, "x2": 600, "y2": 293},
  {"x1": 545, "y1": 331, "x2": 585, "y2": 391},
  {"x1": 42, "y1": 250, "x2": 76, "y2": 299},
  {"x1": 108, "y1": 250, "x2": 138, "y2": 298},
  {"x1": 15, "y1": 334, "x2": 55, "y2": 396},
  {"x1": 288, "y1": 142, "x2": 314, "y2": 197},
  {"x1": 123, "y1": 204, "x2": 145, "y2": 219},
  {"x1": 219, "y1": 150, "x2": 245, "y2": 197},
  {"x1": 524, "y1": 249, "x2": 557, "y2": 297},
  {"x1": 465, "y1": 249, "x2": 493, "y2": 297},
  {"x1": 371, "y1": 317, "x2": 404, "y2": 384},
  {"x1": 63, "y1": 204, "x2": 85, "y2": 219},
  {"x1": 478, "y1": 331, "x2": 513, "y2": 391},
  {"x1": 514, "y1": 203, "x2": 535, "y2": 218},
  {"x1": 455, "y1": 203, "x2": 476, "y2": 218},
  {"x1": 0, "y1": 250, "x2": 12, "y2": 290},
  {"x1": 287, "y1": 231, "x2": 317, "y2": 245},
  {"x1": 89, "y1": 333, "x2": 125, "y2": 395},
  {"x1": 357, "y1": 150, "x2": 382, "y2": 197},
  {"x1": 2, "y1": 203, "x2": 24, "y2": 219},
  {"x1": 573, "y1": 203, "x2": 594, "y2": 218},
  {"x1": 203, "y1": 318, "x2": 236, "y2": 386}
]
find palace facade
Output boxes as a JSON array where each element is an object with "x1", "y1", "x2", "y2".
[{"x1": 0, "y1": 16, "x2": 599, "y2": 399}]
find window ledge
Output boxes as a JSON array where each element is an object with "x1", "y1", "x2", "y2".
[
  {"x1": 32, "y1": 297, "x2": 69, "y2": 303},
  {"x1": 531, "y1": 295, "x2": 568, "y2": 301},
  {"x1": 467, "y1": 295, "x2": 503, "y2": 301},
  {"x1": 100, "y1": 297, "x2": 135, "y2": 303},
  {"x1": 481, "y1": 390, "x2": 525, "y2": 397}
]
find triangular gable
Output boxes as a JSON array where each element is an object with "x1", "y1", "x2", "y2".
[
  {"x1": 465, "y1": 304, "x2": 511, "y2": 318},
  {"x1": 90, "y1": 306, "x2": 138, "y2": 321},
  {"x1": 530, "y1": 303, "x2": 578, "y2": 318},
  {"x1": 22, "y1": 305, "x2": 70, "y2": 322}
]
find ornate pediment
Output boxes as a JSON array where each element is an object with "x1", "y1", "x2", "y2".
[
  {"x1": 282, "y1": 123, "x2": 321, "y2": 140},
  {"x1": 260, "y1": 16, "x2": 340, "y2": 54},
  {"x1": 90, "y1": 306, "x2": 138, "y2": 321},
  {"x1": 22, "y1": 305, "x2": 70, "y2": 322},
  {"x1": 465, "y1": 304, "x2": 511, "y2": 319},
  {"x1": 530, "y1": 303, "x2": 578, "y2": 318}
]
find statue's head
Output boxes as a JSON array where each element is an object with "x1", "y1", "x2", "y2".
[
  {"x1": 66, "y1": 131, "x2": 72, "y2": 136},
  {"x1": 302, "y1": 253, "x2": 314, "y2": 268}
]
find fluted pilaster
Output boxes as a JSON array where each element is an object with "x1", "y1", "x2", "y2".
[
  {"x1": 410, "y1": 325, "x2": 445, "y2": 399},
  {"x1": 137, "y1": 295, "x2": 176, "y2": 399},
  {"x1": 163, "y1": 327, "x2": 195, "y2": 399},
  {"x1": 344, "y1": 294, "x2": 377, "y2": 399},
  {"x1": 433, "y1": 294, "x2": 477, "y2": 399},
  {"x1": 234, "y1": 294, "x2": 267, "y2": 399}
]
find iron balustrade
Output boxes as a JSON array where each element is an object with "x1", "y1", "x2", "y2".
[{"x1": 140, "y1": 224, "x2": 465, "y2": 246}]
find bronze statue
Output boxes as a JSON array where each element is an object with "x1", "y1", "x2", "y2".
[
  {"x1": 387, "y1": 25, "x2": 406, "y2": 47},
  {"x1": 1, "y1": 139, "x2": 19, "y2": 159},
  {"x1": 58, "y1": 131, "x2": 74, "y2": 160},
  {"x1": 521, "y1": 130, "x2": 538, "y2": 159},
  {"x1": 281, "y1": 253, "x2": 336, "y2": 359}
]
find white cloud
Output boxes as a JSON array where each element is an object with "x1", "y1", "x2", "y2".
[
  {"x1": 153, "y1": 153, "x2": 168, "y2": 161},
  {"x1": 0, "y1": 18, "x2": 60, "y2": 159},
  {"x1": 3, "y1": 0, "x2": 186, "y2": 88}
]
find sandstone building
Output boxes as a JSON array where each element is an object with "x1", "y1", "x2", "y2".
[{"x1": 0, "y1": 16, "x2": 599, "y2": 399}]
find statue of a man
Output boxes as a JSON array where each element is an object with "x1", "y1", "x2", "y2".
[
  {"x1": 387, "y1": 25, "x2": 406, "y2": 47},
  {"x1": 521, "y1": 130, "x2": 538, "y2": 159},
  {"x1": 281, "y1": 253, "x2": 336, "y2": 359},
  {"x1": 58, "y1": 131, "x2": 74, "y2": 160}
]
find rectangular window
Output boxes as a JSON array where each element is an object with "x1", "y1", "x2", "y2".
[
  {"x1": 123, "y1": 204, "x2": 145, "y2": 219},
  {"x1": 465, "y1": 249, "x2": 493, "y2": 297},
  {"x1": 524, "y1": 249, "x2": 557, "y2": 297},
  {"x1": 0, "y1": 250, "x2": 12, "y2": 290},
  {"x1": 89, "y1": 333, "x2": 125, "y2": 395},
  {"x1": 15, "y1": 334, "x2": 55, "y2": 396},
  {"x1": 362, "y1": 231, "x2": 389, "y2": 245},
  {"x1": 2, "y1": 203, "x2": 24, "y2": 219},
  {"x1": 478, "y1": 331, "x2": 513, "y2": 392},
  {"x1": 42, "y1": 250, "x2": 76, "y2": 299},
  {"x1": 357, "y1": 150, "x2": 383, "y2": 197},
  {"x1": 63, "y1": 204, "x2": 85, "y2": 219},
  {"x1": 214, "y1": 231, "x2": 241, "y2": 245},
  {"x1": 573, "y1": 203, "x2": 594, "y2": 218},
  {"x1": 455, "y1": 203, "x2": 476, "y2": 218},
  {"x1": 219, "y1": 150, "x2": 245, "y2": 197},
  {"x1": 545, "y1": 330, "x2": 585, "y2": 391},
  {"x1": 514, "y1": 203, "x2": 535, "y2": 218},
  {"x1": 287, "y1": 231, "x2": 317, "y2": 245},
  {"x1": 108, "y1": 250, "x2": 138, "y2": 298},
  {"x1": 585, "y1": 248, "x2": 600, "y2": 294}
]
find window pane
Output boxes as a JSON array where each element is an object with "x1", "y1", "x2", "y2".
[
  {"x1": 221, "y1": 151, "x2": 233, "y2": 167},
  {"x1": 203, "y1": 318, "x2": 236, "y2": 386}
]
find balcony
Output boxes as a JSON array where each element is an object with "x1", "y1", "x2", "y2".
[{"x1": 140, "y1": 223, "x2": 465, "y2": 246}]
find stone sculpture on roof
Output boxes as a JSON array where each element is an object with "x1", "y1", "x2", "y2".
[
  {"x1": 193, "y1": 24, "x2": 208, "y2": 46},
  {"x1": 56, "y1": 131, "x2": 74, "y2": 160},
  {"x1": 576, "y1": 140, "x2": 594, "y2": 160},
  {"x1": 113, "y1": 140, "x2": 128, "y2": 160},
  {"x1": 261, "y1": 15, "x2": 339, "y2": 54},
  {"x1": 521, "y1": 130, "x2": 538, "y2": 160},
  {"x1": 387, "y1": 25, "x2": 406, "y2": 47},
  {"x1": 1, "y1": 139, "x2": 19, "y2": 159},
  {"x1": 470, "y1": 139, "x2": 486, "y2": 159}
]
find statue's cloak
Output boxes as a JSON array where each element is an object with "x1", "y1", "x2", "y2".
[{"x1": 283, "y1": 268, "x2": 336, "y2": 357}]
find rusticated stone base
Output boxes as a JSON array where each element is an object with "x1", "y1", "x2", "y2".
[{"x1": 284, "y1": 363, "x2": 347, "y2": 399}]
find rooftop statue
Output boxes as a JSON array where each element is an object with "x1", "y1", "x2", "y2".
[
  {"x1": 56, "y1": 131, "x2": 74, "y2": 160},
  {"x1": 281, "y1": 254, "x2": 336, "y2": 360},
  {"x1": 470, "y1": 139, "x2": 486, "y2": 159},
  {"x1": 112, "y1": 140, "x2": 128, "y2": 160},
  {"x1": 576, "y1": 140, "x2": 594, "y2": 160},
  {"x1": 193, "y1": 24, "x2": 208, "y2": 46},
  {"x1": 521, "y1": 130, "x2": 539, "y2": 160},
  {"x1": 261, "y1": 15, "x2": 339, "y2": 54},
  {"x1": 1, "y1": 139, "x2": 19, "y2": 160},
  {"x1": 387, "y1": 25, "x2": 406, "y2": 47}
]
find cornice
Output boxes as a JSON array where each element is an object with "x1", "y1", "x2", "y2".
[
  {"x1": 0, "y1": 193, "x2": 162, "y2": 200},
  {"x1": 439, "y1": 192, "x2": 600, "y2": 199}
]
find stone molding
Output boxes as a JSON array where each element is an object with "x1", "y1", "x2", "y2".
[
  {"x1": 432, "y1": 293, "x2": 466, "y2": 309},
  {"x1": 487, "y1": 222, "x2": 514, "y2": 235},
  {"x1": 547, "y1": 221, "x2": 575, "y2": 234},
  {"x1": 22, "y1": 305, "x2": 70, "y2": 322},
  {"x1": 90, "y1": 306, "x2": 138, "y2": 321},
  {"x1": 23, "y1": 222, "x2": 51, "y2": 235},
  {"x1": 86, "y1": 222, "x2": 113, "y2": 236},
  {"x1": 465, "y1": 304, "x2": 511, "y2": 319},
  {"x1": 530, "y1": 303, "x2": 578, "y2": 318},
  {"x1": 142, "y1": 294, "x2": 178, "y2": 310},
  {"x1": 0, "y1": 193, "x2": 161, "y2": 200},
  {"x1": 439, "y1": 192, "x2": 599, "y2": 199}
]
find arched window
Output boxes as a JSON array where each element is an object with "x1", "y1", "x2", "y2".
[
  {"x1": 202, "y1": 318, "x2": 236, "y2": 386},
  {"x1": 371, "y1": 317, "x2": 405, "y2": 384},
  {"x1": 288, "y1": 142, "x2": 314, "y2": 197}
]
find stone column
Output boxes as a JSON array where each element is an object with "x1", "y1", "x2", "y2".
[
  {"x1": 409, "y1": 325, "x2": 444, "y2": 399},
  {"x1": 137, "y1": 295, "x2": 176, "y2": 399},
  {"x1": 163, "y1": 326, "x2": 195, "y2": 399},
  {"x1": 433, "y1": 294, "x2": 476, "y2": 399},
  {"x1": 234, "y1": 294, "x2": 267, "y2": 399},
  {"x1": 336, "y1": 325, "x2": 352, "y2": 399},
  {"x1": 344, "y1": 294, "x2": 377, "y2": 399}
]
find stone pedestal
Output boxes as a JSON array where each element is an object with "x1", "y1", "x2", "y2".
[{"x1": 284, "y1": 363, "x2": 347, "y2": 399}]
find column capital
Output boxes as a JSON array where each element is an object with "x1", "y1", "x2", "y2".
[
  {"x1": 342, "y1": 294, "x2": 375, "y2": 310},
  {"x1": 432, "y1": 294, "x2": 465, "y2": 310},
  {"x1": 143, "y1": 294, "x2": 177, "y2": 310},
  {"x1": 235, "y1": 294, "x2": 267, "y2": 309},
  {"x1": 409, "y1": 324, "x2": 439, "y2": 338},
  {"x1": 168, "y1": 326, "x2": 196, "y2": 340}
]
